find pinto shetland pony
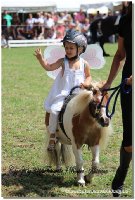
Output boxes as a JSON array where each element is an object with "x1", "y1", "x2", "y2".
[{"x1": 45, "y1": 81, "x2": 112, "y2": 186}]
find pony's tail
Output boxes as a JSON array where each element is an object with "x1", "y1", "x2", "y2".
[
  {"x1": 44, "y1": 127, "x2": 75, "y2": 169},
  {"x1": 44, "y1": 142, "x2": 75, "y2": 169},
  {"x1": 61, "y1": 144, "x2": 75, "y2": 167}
]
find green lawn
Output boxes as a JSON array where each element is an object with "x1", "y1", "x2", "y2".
[{"x1": 2, "y1": 44, "x2": 133, "y2": 198}]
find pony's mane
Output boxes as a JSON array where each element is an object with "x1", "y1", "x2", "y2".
[
  {"x1": 66, "y1": 80, "x2": 106, "y2": 119},
  {"x1": 67, "y1": 90, "x2": 93, "y2": 117},
  {"x1": 90, "y1": 80, "x2": 106, "y2": 89}
]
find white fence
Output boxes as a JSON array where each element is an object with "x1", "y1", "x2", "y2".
[{"x1": 8, "y1": 39, "x2": 63, "y2": 48}]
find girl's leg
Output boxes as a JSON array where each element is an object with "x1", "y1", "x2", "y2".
[{"x1": 47, "y1": 112, "x2": 59, "y2": 151}]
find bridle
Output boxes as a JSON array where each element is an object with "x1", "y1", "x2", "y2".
[
  {"x1": 89, "y1": 99, "x2": 106, "y2": 120},
  {"x1": 70, "y1": 85, "x2": 106, "y2": 120},
  {"x1": 69, "y1": 79, "x2": 132, "y2": 122}
]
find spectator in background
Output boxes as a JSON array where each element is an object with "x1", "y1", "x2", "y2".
[
  {"x1": 15, "y1": 24, "x2": 27, "y2": 40},
  {"x1": 94, "y1": 10, "x2": 102, "y2": 20},
  {"x1": 25, "y1": 13, "x2": 35, "y2": 31},
  {"x1": 2, "y1": 10, "x2": 13, "y2": 39},
  {"x1": 87, "y1": 13, "x2": 95, "y2": 23},
  {"x1": 1, "y1": 34, "x2": 7, "y2": 48},
  {"x1": 44, "y1": 13, "x2": 55, "y2": 39},
  {"x1": 34, "y1": 12, "x2": 44, "y2": 24},
  {"x1": 74, "y1": 9, "x2": 85, "y2": 23},
  {"x1": 2, "y1": 19, "x2": 8, "y2": 38},
  {"x1": 59, "y1": 12, "x2": 68, "y2": 22},
  {"x1": 81, "y1": 18, "x2": 90, "y2": 34},
  {"x1": 55, "y1": 20, "x2": 65, "y2": 39},
  {"x1": 33, "y1": 12, "x2": 44, "y2": 39},
  {"x1": 51, "y1": 12, "x2": 59, "y2": 23},
  {"x1": 64, "y1": 14, "x2": 74, "y2": 31},
  {"x1": 81, "y1": 18, "x2": 91, "y2": 43},
  {"x1": 68, "y1": 22, "x2": 77, "y2": 31},
  {"x1": 74, "y1": 20, "x2": 82, "y2": 32},
  {"x1": 62, "y1": 11, "x2": 69, "y2": 21},
  {"x1": 121, "y1": 1, "x2": 129, "y2": 15},
  {"x1": 3, "y1": 10, "x2": 12, "y2": 28},
  {"x1": 44, "y1": 13, "x2": 54, "y2": 29},
  {"x1": 66, "y1": 14, "x2": 73, "y2": 24},
  {"x1": 11, "y1": 13, "x2": 21, "y2": 39},
  {"x1": 12, "y1": 13, "x2": 21, "y2": 26}
]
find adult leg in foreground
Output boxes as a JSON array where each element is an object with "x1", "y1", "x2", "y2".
[{"x1": 111, "y1": 145, "x2": 132, "y2": 197}]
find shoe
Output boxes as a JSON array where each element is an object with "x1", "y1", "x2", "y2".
[
  {"x1": 103, "y1": 53, "x2": 110, "y2": 57},
  {"x1": 112, "y1": 174, "x2": 123, "y2": 197},
  {"x1": 47, "y1": 137, "x2": 57, "y2": 151}
]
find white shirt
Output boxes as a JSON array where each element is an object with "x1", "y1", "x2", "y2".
[
  {"x1": 44, "y1": 57, "x2": 85, "y2": 114},
  {"x1": 45, "y1": 18, "x2": 55, "y2": 28}
]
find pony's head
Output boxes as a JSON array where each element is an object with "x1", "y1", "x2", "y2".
[
  {"x1": 68, "y1": 81, "x2": 110, "y2": 127},
  {"x1": 89, "y1": 99, "x2": 109, "y2": 127},
  {"x1": 87, "y1": 81, "x2": 110, "y2": 127}
]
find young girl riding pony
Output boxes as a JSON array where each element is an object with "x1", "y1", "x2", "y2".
[{"x1": 34, "y1": 30, "x2": 92, "y2": 151}]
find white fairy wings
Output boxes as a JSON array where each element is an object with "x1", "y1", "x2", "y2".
[{"x1": 44, "y1": 44, "x2": 105, "y2": 79}]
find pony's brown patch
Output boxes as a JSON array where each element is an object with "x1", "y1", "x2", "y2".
[{"x1": 72, "y1": 106, "x2": 101, "y2": 149}]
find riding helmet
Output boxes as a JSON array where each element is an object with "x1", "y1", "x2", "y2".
[{"x1": 62, "y1": 30, "x2": 87, "y2": 53}]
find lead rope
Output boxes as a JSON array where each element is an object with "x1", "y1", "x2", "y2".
[{"x1": 98, "y1": 78, "x2": 132, "y2": 119}]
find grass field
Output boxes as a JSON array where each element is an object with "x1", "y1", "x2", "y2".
[{"x1": 2, "y1": 44, "x2": 133, "y2": 198}]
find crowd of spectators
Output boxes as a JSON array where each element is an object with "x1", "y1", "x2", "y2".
[{"x1": 1, "y1": 8, "x2": 121, "y2": 47}]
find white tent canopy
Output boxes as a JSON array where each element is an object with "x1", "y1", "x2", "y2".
[
  {"x1": 87, "y1": 6, "x2": 109, "y2": 14},
  {"x1": 1, "y1": 0, "x2": 90, "y2": 12},
  {"x1": 56, "y1": 0, "x2": 91, "y2": 12},
  {"x1": 56, "y1": 0, "x2": 122, "y2": 12},
  {"x1": 1, "y1": 0, "x2": 57, "y2": 12},
  {"x1": 81, "y1": 1, "x2": 122, "y2": 13},
  {"x1": 81, "y1": 2, "x2": 114, "y2": 10},
  {"x1": 1, "y1": 0, "x2": 122, "y2": 13}
]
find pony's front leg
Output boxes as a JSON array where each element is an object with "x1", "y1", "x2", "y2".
[
  {"x1": 91, "y1": 144, "x2": 100, "y2": 171},
  {"x1": 72, "y1": 144, "x2": 85, "y2": 186},
  {"x1": 84, "y1": 145, "x2": 99, "y2": 184},
  {"x1": 55, "y1": 141, "x2": 62, "y2": 171}
]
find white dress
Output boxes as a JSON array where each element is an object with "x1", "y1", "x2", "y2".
[{"x1": 44, "y1": 57, "x2": 85, "y2": 114}]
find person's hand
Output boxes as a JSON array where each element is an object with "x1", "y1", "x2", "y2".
[
  {"x1": 100, "y1": 82, "x2": 111, "y2": 95},
  {"x1": 80, "y1": 82, "x2": 89, "y2": 89},
  {"x1": 34, "y1": 48, "x2": 42, "y2": 60},
  {"x1": 126, "y1": 75, "x2": 132, "y2": 86}
]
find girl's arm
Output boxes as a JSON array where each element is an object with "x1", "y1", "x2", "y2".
[
  {"x1": 34, "y1": 48, "x2": 63, "y2": 71},
  {"x1": 81, "y1": 61, "x2": 92, "y2": 88}
]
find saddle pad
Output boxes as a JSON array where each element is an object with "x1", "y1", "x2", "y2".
[{"x1": 58, "y1": 94, "x2": 76, "y2": 139}]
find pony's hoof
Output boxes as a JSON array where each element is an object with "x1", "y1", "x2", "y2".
[
  {"x1": 55, "y1": 168, "x2": 63, "y2": 173},
  {"x1": 47, "y1": 144, "x2": 56, "y2": 151},
  {"x1": 77, "y1": 180, "x2": 85, "y2": 187},
  {"x1": 84, "y1": 174, "x2": 94, "y2": 184}
]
